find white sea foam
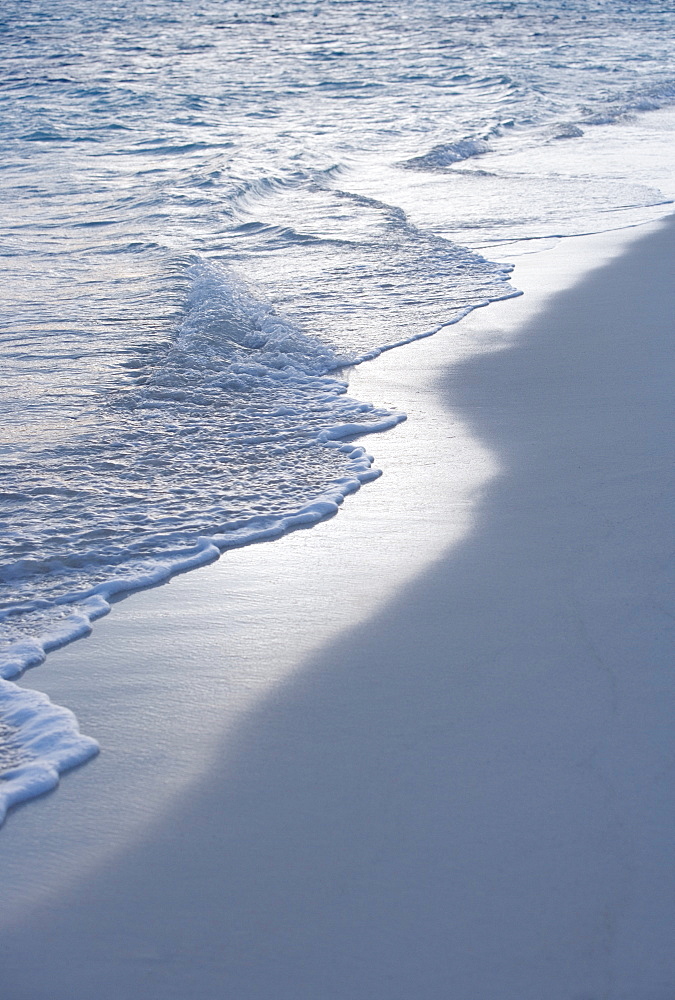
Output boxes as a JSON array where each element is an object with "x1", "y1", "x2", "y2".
[
  {"x1": 0, "y1": 429, "x2": 397, "y2": 680},
  {"x1": 0, "y1": 679, "x2": 99, "y2": 827}
]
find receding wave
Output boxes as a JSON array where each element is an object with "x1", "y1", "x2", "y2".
[
  {"x1": 402, "y1": 138, "x2": 491, "y2": 171},
  {"x1": 0, "y1": 261, "x2": 411, "y2": 678}
]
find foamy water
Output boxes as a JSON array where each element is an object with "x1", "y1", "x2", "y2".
[{"x1": 2, "y1": 0, "x2": 675, "y2": 820}]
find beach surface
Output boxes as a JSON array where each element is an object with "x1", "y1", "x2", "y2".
[{"x1": 1, "y1": 217, "x2": 674, "y2": 999}]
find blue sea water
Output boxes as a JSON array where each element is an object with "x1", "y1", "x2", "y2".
[{"x1": 2, "y1": 0, "x2": 675, "y2": 820}]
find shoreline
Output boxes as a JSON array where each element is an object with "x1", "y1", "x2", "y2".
[{"x1": 1, "y1": 216, "x2": 674, "y2": 997}]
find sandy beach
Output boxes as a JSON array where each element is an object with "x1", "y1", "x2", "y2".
[{"x1": 1, "y1": 216, "x2": 674, "y2": 999}]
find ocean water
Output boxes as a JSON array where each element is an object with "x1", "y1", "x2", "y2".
[{"x1": 2, "y1": 0, "x2": 675, "y2": 820}]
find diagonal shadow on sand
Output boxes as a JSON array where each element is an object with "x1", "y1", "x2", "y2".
[{"x1": 1, "y1": 220, "x2": 674, "y2": 1000}]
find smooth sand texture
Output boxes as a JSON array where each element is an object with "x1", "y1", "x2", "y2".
[{"x1": 1, "y1": 218, "x2": 674, "y2": 999}]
